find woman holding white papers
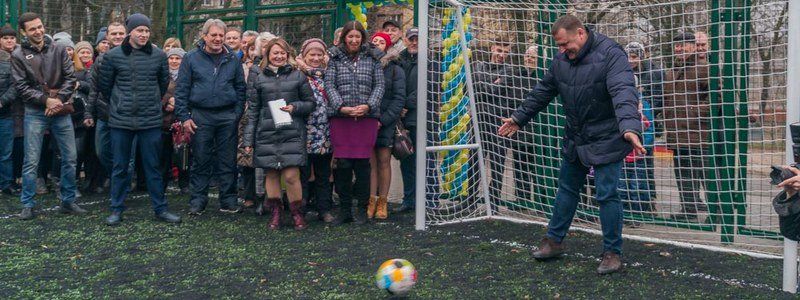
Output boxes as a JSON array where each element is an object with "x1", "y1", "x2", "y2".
[{"x1": 242, "y1": 38, "x2": 316, "y2": 231}]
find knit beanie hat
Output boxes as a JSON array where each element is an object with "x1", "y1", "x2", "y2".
[
  {"x1": 95, "y1": 27, "x2": 108, "y2": 45},
  {"x1": 166, "y1": 47, "x2": 186, "y2": 59},
  {"x1": 624, "y1": 41, "x2": 645, "y2": 58},
  {"x1": 125, "y1": 13, "x2": 152, "y2": 33},
  {"x1": 53, "y1": 32, "x2": 75, "y2": 49},
  {"x1": 370, "y1": 32, "x2": 393, "y2": 50},
  {"x1": 74, "y1": 41, "x2": 93, "y2": 55},
  {"x1": 300, "y1": 38, "x2": 327, "y2": 57},
  {"x1": 0, "y1": 25, "x2": 15, "y2": 38}
]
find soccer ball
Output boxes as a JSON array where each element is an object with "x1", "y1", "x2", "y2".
[{"x1": 375, "y1": 259, "x2": 417, "y2": 295}]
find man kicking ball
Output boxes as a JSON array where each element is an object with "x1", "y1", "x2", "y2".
[{"x1": 498, "y1": 15, "x2": 644, "y2": 274}]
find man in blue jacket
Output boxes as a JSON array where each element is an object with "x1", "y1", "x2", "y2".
[
  {"x1": 97, "y1": 13, "x2": 180, "y2": 226},
  {"x1": 175, "y1": 19, "x2": 247, "y2": 215},
  {"x1": 498, "y1": 15, "x2": 644, "y2": 274}
]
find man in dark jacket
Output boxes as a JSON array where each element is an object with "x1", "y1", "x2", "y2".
[
  {"x1": 1, "y1": 27, "x2": 23, "y2": 194},
  {"x1": 97, "y1": 13, "x2": 180, "y2": 226},
  {"x1": 175, "y1": 19, "x2": 247, "y2": 215},
  {"x1": 396, "y1": 28, "x2": 418, "y2": 213},
  {"x1": 474, "y1": 38, "x2": 536, "y2": 210},
  {"x1": 84, "y1": 21, "x2": 127, "y2": 179},
  {"x1": 0, "y1": 26, "x2": 19, "y2": 196},
  {"x1": 11, "y1": 13, "x2": 86, "y2": 219},
  {"x1": 498, "y1": 15, "x2": 643, "y2": 274}
]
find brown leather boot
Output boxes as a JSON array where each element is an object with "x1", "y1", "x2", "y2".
[
  {"x1": 267, "y1": 198, "x2": 282, "y2": 231},
  {"x1": 366, "y1": 195, "x2": 378, "y2": 219},
  {"x1": 289, "y1": 201, "x2": 307, "y2": 230},
  {"x1": 597, "y1": 252, "x2": 622, "y2": 274},
  {"x1": 376, "y1": 196, "x2": 388, "y2": 219},
  {"x1": 532, "y1": 237, "x2": 565, "y2": 260}
]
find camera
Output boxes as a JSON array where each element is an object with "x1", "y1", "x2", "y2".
[{"x1": 769, "y1": 122, "x2": 800, "y2": 185}]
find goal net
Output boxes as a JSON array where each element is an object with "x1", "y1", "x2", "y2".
[{"x1": 418, "y1": 0, "x2": 792, "y2": 256}]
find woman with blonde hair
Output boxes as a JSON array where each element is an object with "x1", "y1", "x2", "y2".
[
  {"x1": 162, "y1": 37, "x2": 182, "y2": 53},
  {"x1": 296, "y1": 38, "x2": 334, "y2": 223},
  {"x1": 243, "y1": 38, "x2": 316, "y2": 230}
]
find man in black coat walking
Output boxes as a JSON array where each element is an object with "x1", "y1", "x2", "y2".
[{"x1": 498, "y1": 15, "x2": 644, "y2": 274}]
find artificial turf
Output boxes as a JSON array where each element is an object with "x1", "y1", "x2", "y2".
[{"x1": 0, "y1": 191, "x2": 793, "y2": 299}]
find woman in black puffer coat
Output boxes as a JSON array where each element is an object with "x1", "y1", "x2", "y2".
[
  {"x1": 367, "y1": 32, "x2": 406, "y2": 221},
  {"x1": 243, "y1": 38, "x2": 316, "y2": 231},
  {"x1": 72, "y1": 41, "x2": 98, "y2": 196}
]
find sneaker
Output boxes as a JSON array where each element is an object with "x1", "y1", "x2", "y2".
[
  {"x1": 75, "y1": 190, "x2": 82, "y2": 198},
  {"x1": 19, "y1": 207, "x2": 35, "y2": 220},
  {"x1": 188, "y1": 206, "x2": 204, "y2": 216},
  {"x1": 59, "y1": 202, "x2": 88, "y2": 215},
  {"x1": 155, "y1": 211, "x2": 182, "y2": 224},
  {"x1": 219, "y1": 206, "x2": 242, "y2": 214},
  {"x1": 393, "y1": 205, "x2": 414, "y2": 213},
  {"x1": 106, "y1": 212, "x2": 122, "y2": 226}
]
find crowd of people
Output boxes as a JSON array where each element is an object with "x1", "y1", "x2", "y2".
[{"x1": 0, "y1": 12, "x2": 420, "y2": 229}]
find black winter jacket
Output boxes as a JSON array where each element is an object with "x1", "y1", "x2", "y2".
[
  {"x1": 0, "y1": 50, "x2": 16, "y2": 117},
  {"x1": 378, "y1": 56, "x2": 406, "y2": 127},
  {"x1": 397, "y1": 49, "x2": 417, "y2": 128},
  {"x1": 84, "y1": 52, "x2": 110, "y2": 121},
  {"x1": 242, "y1": 65, "x2": 316, "y2": 169},
  {"x1": 71, "y1": 69, "x2": 91, "y2": 127},
  {"x1": 174, "y1": 42, "x2": 246, "y2": 122},
  {"x1": 511, "y1": 28, "x2": 641, "y2": 166},
  {"x1": 10, "y1": 36, "x2": 76, "y2": 112},
  {"x1": 97, "y1": 37, "x2": 169, "y2": 130}
]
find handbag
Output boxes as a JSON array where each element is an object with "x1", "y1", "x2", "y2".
[
  {"x1": 171, "y1": 122, "x2": 192, "y2": 171},
  {"x1": 392, "y1": 122, "x2": 414, "y2": 160}
]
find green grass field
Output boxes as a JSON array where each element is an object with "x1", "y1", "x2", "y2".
[{"x1": 0, "y1": 190, "x2": 794, "y2": 299}]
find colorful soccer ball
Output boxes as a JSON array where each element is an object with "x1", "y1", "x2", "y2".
[{"x1": 375, "y1": 259, "x2": 417, "y2": 295}]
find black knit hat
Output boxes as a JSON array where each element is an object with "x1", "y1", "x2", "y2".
[
  {"x1": 0, "y1": 25, "x2": 16, "y2": 38},
  {"x1": 125, "y1": 13, "x2": 152, "y2": 33},
  {"x1": 672, "y1": 32, "x2": 695, "y2": 43}
]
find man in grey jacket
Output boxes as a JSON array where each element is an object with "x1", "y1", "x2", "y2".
[{"x1": 11, "y1": 13, "x2": 86, "y2": 220}]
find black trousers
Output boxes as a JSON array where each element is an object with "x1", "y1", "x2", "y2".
[
  {"x1": 672, "y1": 147, "x2": 709, "y2": 213},
  {"x1": 333, "y1": 158, "x2": 370, "y2": 217},
  {"x1": 302, "y1": 153, "x2": 333, "y2": 214}
]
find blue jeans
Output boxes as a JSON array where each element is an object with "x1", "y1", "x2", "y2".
[
  {"x1": 109, "y1": 127, "x2": 167, "y2": 214},
  {"x1": 0, "y1": 118, "x2": 13, "y2": 189},
  {"x1": 95, "y1": 120, "x2": 113, "y2": 175},
  {"x1": 21, "y1": 110, "x2": 77, "y2": 207},
  {"x1": 547, "y1": 158, "x2": 624, "y2": 254},
  {"x1": 188, "y1": 110, "x2": 238, "y2": 209},
  {"x1": 619, "y1": 158, "x2": 653, "y2": 213}
]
